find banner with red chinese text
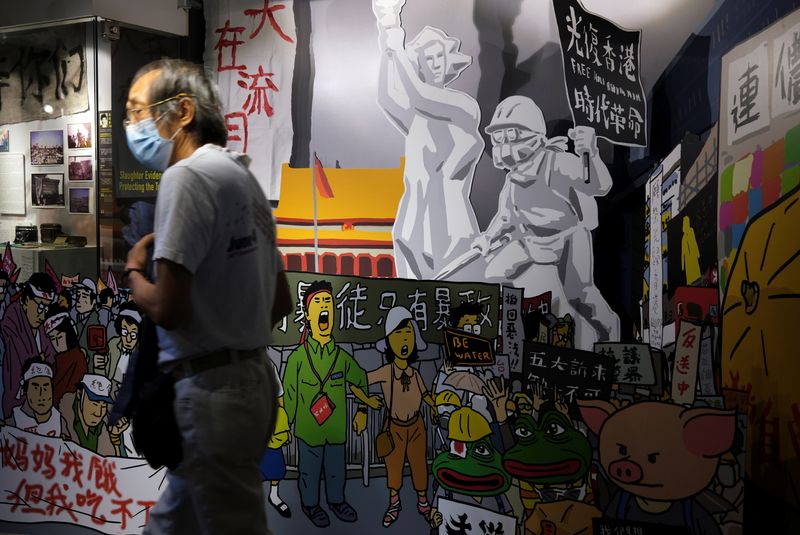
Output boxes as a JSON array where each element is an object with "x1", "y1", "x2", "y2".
[
  {"x1": 204, "y1": 0, "x2": 297, "y2": 201},
  {"x1": 0, "y1": 427, "x2": 164, "y2": 534},
  {"x1": 671, "y1": 321, "x2": 701, "y2": 405}
]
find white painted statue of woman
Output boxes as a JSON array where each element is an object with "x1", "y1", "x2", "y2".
[{"x1": 373, "y1": 0, "x2": 482, "y2": 280}]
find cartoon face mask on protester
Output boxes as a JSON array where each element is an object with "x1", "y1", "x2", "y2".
[
  {"x1": 485, "y1": 95, "x2": 568, "y2": 171},
  {"x1": 490, "y1": 130, "x2": 545, "y2": 169}
]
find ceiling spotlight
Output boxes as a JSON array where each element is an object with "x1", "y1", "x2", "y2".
[{"x1": 43, "y1": 104, "x2": 54, "y2": 114}]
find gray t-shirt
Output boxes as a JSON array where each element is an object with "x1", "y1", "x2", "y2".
[{"x1": 153, "y1": 144, "x2": 283, "y2": 363}]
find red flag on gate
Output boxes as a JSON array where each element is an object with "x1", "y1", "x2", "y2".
[{"x1": 313, "y1": 153, "x2": 334, "y2": 199}]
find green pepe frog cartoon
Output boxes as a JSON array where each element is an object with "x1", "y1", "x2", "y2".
[
  {"x1": 432, "y1": 406, "x2": 511, "y2": 497},
  {"x1": 503, "y1": 410, "x2": 592, "y2": 487}
]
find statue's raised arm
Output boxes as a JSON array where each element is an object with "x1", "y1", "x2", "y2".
[
  {"x1": 373, "y1": 0, "x2": 479, "y2": 129},
  {"x1": 372, "y1": 0, "x2": 483, "y2": 279}
]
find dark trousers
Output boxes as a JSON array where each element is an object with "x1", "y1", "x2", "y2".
[{"x1": 297, "y1": 438, "x2": 346, "y2": 507}]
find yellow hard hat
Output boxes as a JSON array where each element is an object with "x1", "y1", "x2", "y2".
[
  {"x1": 448, "y1": 407, "x2": 491, "y2": 442},
  {"x1": 435, "y1": 390, "x2": 462, "y2": 408},
  {"x1": 268, "y1": 406, "x2": 290, "y2": 449}
]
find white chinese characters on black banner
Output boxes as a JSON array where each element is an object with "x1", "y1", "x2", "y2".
[
  {"x1": 553, "y1": 0, "x2": 647, "y2": 146},
  {"x1": 521, "y1": 341, "x2": 615, "y2": 402}
]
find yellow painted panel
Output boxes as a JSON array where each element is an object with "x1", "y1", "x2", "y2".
[{"x1": 274, "y1": 159, "x2": 405, "y2": 221}]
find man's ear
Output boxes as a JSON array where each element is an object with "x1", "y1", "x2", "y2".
[{"x1": 177, "y1": 97, "x2": 195, "y2": 128}]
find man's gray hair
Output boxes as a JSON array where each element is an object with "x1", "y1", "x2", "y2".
[{"x1": 132, "y1": 59, "x2": 228, "y2": 147}]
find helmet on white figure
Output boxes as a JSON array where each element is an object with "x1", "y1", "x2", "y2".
[
  {"x1": 486, "y1": 96, "x2": 547, "y2": 169},
  {"x1": 485, "y1": 96, "x2": 546, "y2": 138}
]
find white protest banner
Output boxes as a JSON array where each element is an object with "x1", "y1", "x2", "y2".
[
  {"x1": 438, "y1": 497, "x2": 516, "y2": 535},
  {"x1": 725, "y1": 41, "x2": 770, "y2": 145},
  {"x1": 647, "y1": 167, "x2": 663, "y2": 349},
  {"x1": 772, "y1": 22, "x2": 800, "y2": 120},
  {"x1": 671, "y1": 321, "x2": 702, "y2": 405},
  {"x1": 204, "y1": 0, "x2": 297, "y2": 201},
  {"x1": 0, "y1": 427, "x2": 165, "y2": 534},
  {"x1": 698, "y1": 327, "x2": 717, "y2": 396},
  {"x1": 594, "y1": 342, "x2": 656, "y2": 386},
  {"x1": 501, "y1": 286, "x2": 524, "y2": 374}
]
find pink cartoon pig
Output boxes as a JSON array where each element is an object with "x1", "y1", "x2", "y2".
[{"x1": 578, "y1": 400, "x2": 735, "y2": 535}]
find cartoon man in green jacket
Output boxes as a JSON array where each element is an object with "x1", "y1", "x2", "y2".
[{"x1": 283, "y1": 280, "x2": 369, "y2": 528}]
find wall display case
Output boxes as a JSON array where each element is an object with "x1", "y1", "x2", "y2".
[
  {"x1": 0, "y1": 17, "x2": 183, "y2": 280},
  {"x1": 0, "y1": 21, "x2": 99, "y2": 277}
]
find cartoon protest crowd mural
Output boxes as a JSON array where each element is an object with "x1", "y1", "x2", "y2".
[
  {"x1": 0, "y1": 256, "x2": 749, "y2": 534},
  {"x1": 2, "y1": 0, "x2": 799, "y2": 533}
]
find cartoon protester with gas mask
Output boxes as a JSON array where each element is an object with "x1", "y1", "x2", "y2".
[
  {"x1": 351, "y1": 306, "x2": 438, "y2": 528},
  {"x1": 442, "y1": 95, "x2": 620, "y2": 344},
  {"x1": 282, "y1": 280, "x2": 369, "y2": 528}
]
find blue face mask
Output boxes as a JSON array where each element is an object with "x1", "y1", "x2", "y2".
[{"x1": 125, "y1": 116, "x2": 182, "y2": 171}]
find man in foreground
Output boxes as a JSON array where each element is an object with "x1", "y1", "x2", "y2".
[{"x1": 123, "y1": 59, "x2": 292, "y2": 534}]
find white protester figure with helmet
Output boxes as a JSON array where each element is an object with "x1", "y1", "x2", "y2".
[
  {"x1": 438, "y1": 95, "x2": 621, "y2": 347},
  {"x1": 372, "y1": 0, "x2": 619, "y2": 348}
]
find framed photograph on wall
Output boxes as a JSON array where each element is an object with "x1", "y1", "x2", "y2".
[
  {"x1": 30, "y1": 130, "x2": 64, "y2": 165},
  {"x1": 31, "y1": 173, "x2": 65, "y2": 208},
  {"x1": 67, "y1": 123, "x2": 92, "y2": 149},
  {"x1": 68, "y1": 155, "x2": 93, "y2": 181},
  {"x1": 68, "y1": 187, "x2": 93, "y2": 214},
  {"x1": 0, "y1": 129, "x2": 8, "y2": 152},
  {"x1": 99, "y1": 112, "x2": 111, "y2": 129}
]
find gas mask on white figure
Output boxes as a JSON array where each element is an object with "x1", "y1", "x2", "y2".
[{"x1": 490, "y1": 128, "x2": 544, "y2": 170}]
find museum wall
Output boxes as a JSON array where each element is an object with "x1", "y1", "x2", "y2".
[{"x1": 0, "y1": 1, "x2": 798, "y2": 534}]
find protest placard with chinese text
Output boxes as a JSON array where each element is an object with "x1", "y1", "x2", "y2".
[
  {"x1": 271, "y1": 272, "x2": 500, "y2": 346},
  {"x1": 522, "y1": 341, "x2": 614, "y2": 402},
  {"x1": 671, "y1": 321, "x2": 702, "y2": 404},
  {"x1": 594, "y1": 342, "x2": 656, "y2": 386},
  {"x1": 0, "y1": 427, "x2": 164, "y2": 534},
  {"x1": 553, "y1": 0, "x2": 647, "y2": 146},
  {"x1": 204, "y1": 0, "x2": 296, "y2": 200}
]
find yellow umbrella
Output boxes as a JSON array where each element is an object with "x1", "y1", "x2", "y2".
[{"x1": 722, "y1": 183, "x2": 800, "y2": 506}]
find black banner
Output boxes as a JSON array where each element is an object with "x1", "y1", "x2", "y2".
[
  {"x1": 521, "y1": 341, "x2": 614, "y2": 402},
  {"x1": 443, "y1": 328, "x2": 495, "y2": 367},
  {"x1": 553, "y1": 0, "x2": 647, "y2": 146}
]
